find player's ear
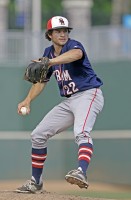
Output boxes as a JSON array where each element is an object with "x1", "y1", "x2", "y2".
[
  {"x1": 48, "y1": 30, "x2": 53, "y2": 39},
  {"x1": 45, "y1": 30, "x2": 52, "y2": 41},
  {"x1": 48, "y1": 34, "x2": 52, "y2": 40}
]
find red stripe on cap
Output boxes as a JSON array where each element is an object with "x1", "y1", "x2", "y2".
[{"x1": 47, "y1": 18, "x2": 52, "y2": 30}]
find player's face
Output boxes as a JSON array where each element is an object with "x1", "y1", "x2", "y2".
[{"x1": 50, "y1": 28, "x2": 69, "y2": 46}]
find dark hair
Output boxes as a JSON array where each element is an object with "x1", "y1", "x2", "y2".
[
  {"x1": 45, "y1": 28, "x2": 72, "y2": 41},
  {"x1": 45, "y1": 30, "x2": 53, "y2": 41}
]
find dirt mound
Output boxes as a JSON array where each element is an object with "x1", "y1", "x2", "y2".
[{"x1": 0, "y1": 191, "x2": 112, "y2": 200}]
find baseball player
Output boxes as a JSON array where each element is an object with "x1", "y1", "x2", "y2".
[{"x1": 16, "y1": 16, "x2": 104, "y2": 193}]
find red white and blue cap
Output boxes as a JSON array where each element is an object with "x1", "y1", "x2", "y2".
[{"x1": 47, "y1": 16, "x2": 73, "y2": 31}]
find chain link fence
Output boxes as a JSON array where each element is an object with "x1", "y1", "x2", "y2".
[{"x1": 0, "y1": 25, "x2": 131, "y2": 67}]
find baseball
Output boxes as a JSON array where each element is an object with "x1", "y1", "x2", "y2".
[{"x1": 20, "y1": 107, "x2": 28, "y2": 115}]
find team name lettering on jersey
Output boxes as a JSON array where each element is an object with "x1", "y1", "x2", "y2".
[
  {"x1": 54, "y1": 70, "x2": 72, "y2": 81},
  {"x1": 54, "y1": 69, "x2": 79, "y2": 95}
]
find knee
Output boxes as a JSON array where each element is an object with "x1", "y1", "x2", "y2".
[
  {"x1": 75, "y1": 131, "x2": 93, "y2": 146},
  {"x1": 31, "y1": 129, "x2": 48, "y2": 148}
]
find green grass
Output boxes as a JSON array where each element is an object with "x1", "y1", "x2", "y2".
[{"x1": 65, "y1": 190, "x2": 131, "y2": 200}]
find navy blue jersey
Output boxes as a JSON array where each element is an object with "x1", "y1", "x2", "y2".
[{"x1": 43, "y1": 39, "x2": 103, "y2": 97}]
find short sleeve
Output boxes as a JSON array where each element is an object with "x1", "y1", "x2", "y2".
[{"x1": 67, "y1": 40, "x2": 85, "y2": 52}]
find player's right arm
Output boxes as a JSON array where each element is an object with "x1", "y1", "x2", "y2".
[{"x1": 18, "y1": 82, "x2": 46, "y2": 115}]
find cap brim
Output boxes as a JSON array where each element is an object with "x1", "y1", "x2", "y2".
[{"x1": 48, "y1": 26, "x2": 73, "y2": 31}]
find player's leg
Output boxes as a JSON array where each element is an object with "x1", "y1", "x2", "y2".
[
  {"x1": 65, "y1": 88, "x2": 104, "y2": 189},
  {"x1": 16, "y1": 100, "x2": 74, "y2": 193},
  {"x1": 31, "y1": 99, "x2": 74, "y2": 149},
  {"x1": 31, "y1": 101, "x2": 73, "y2": 185}
]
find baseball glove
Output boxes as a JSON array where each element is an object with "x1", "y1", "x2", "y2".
[{"x1": 24, "y1": 57, "x2": 50, "y2": 83}]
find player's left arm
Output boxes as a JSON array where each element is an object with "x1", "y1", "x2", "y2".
[{"x1": 49, "y1": 49, "x2": 83, "y2": 67}]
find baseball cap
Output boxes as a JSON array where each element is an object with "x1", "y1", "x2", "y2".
[{"x1": 46, "y1": 16, "x2": 73, "y2": 31}]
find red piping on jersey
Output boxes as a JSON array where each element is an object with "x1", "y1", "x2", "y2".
[{"x1": 82, "y1": 88, "x2": 98, "y2": 137}]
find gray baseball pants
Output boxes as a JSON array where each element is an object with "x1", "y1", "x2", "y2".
[{"x1": 31, "y1": 88, "x2": 104, "y2": 148}]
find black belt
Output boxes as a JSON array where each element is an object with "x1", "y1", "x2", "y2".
[{"x1": 66, "y1": 94, "x2": 72, "y2": 98}]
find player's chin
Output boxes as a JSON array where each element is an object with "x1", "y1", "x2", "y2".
[{"x1": 59, "y1": 40, "x2": 67, "y2": 45}]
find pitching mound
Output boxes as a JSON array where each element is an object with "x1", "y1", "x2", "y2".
[
  {"x1": 0, "y1": 180, "x2": 124, "y2": 200},
  {"x1": 0, "y1": 190, "x2": 113, "y2": 200}
]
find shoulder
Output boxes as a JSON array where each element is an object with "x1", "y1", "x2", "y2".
[
  {"x1": 43, "y1": 45, "x2": 53, "y2": 57},
  {"x1": 66, "y1": 39, "x2": 84, "y2": 50},
  {"x1": 44, "y1": 45, "x2": 53, "y2": 53},
  {"x1": 67, "y1": 39, "x2": 82, "y2": 45}
]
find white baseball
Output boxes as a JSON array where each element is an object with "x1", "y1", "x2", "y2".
[{"x1": 20, "y1": 107, "x2": 28, "y2": 115}]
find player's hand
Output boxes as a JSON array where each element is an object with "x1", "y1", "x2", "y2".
[{"x1": 17, "y1": 101, "x2": 30, "y2": 115}]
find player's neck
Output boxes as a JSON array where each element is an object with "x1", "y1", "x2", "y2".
[
  {"x1": 54, "y1": 47, "x2": 62, "y2": 57},
  {"x1": 53, "y1": 42, "x2": 63, "y2": 56}
]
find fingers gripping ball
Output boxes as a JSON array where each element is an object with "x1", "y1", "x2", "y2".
[
  {"x1": 20, "y1": 107, "x2": 28, "y2": 115},
  {"x1": 24, "y1": 57, "x2": 50, "y2": 83}
]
